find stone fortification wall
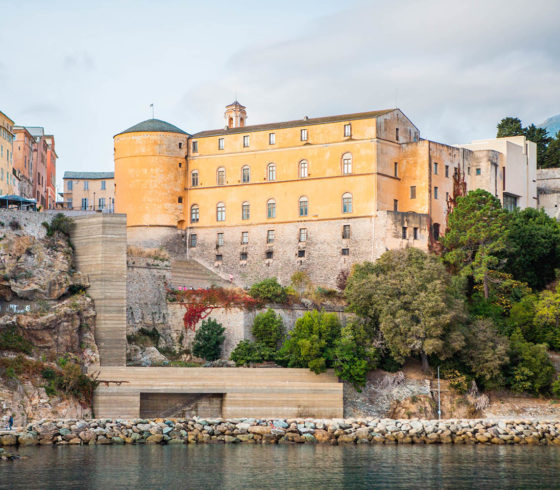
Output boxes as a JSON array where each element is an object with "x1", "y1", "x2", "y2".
[
  {"x1": 166, "y1": 304, "x2": 348, "y2": 360},
  {"x1": 537, "y1": 168, "x2": 560, "y2": 219},
  {"x1": 0, "y1": 209, "x2": 56, "y2": 238},
  {"x1": 2, "y1": 418, "x2": 560, "y2": 446}
]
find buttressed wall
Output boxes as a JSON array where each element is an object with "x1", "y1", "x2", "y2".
[{"x1": 114, "y1": 120, "x2": 189, "y2": 242}]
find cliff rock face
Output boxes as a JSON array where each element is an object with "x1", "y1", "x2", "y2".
[
  {"x1": 0, "y1": 228, "x2": 98, "y2": 425},
  {"x1": 0, "y1": 231, "x2": 87, "y2": 301}
]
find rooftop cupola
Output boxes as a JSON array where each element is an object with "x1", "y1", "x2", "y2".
[{"x1": 224, "y1": 101, "x2": 247, "y2": 129}]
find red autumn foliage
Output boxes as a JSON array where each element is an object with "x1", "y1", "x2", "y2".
[{"x1": 168, "y1": 287, "x2": 261, "y2": 331}]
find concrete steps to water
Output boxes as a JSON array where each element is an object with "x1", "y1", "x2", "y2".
[{"x1": 170, "y1": 259, "x2": 231, "y2": 290}]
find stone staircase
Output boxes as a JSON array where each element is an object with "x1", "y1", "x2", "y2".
[{"x1": 170, "y1": 259, "x2": 231, "y2": 290}]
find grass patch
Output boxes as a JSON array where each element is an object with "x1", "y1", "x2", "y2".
[
  {"x1": 127, "y1": 245, "x2": 169, "y2": 261},
  {"x1": 0, "y1": 326, "x2": 33, "y2": 354}
]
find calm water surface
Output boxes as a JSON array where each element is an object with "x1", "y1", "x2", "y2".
[{"x1": 2, "y1": 444, "x2": 559, "y2": 489}]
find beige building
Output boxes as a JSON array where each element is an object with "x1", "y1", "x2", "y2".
[
  {"x1": 537, "y1": 168, "x2": 560, "y2": 219},
  {"x1": 63, "y1": 171, "x2": 115, "y2": 211},
  {"x1": 459, "y1": 135, "x2": 538, "y2": 211}
]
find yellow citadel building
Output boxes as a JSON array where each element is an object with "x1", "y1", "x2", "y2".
[{"x1": 114, "y1": 103, "x2": 537, "y2": 287}]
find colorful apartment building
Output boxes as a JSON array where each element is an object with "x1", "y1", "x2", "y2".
[
  {"x1": 44, "y1": 135, "x2": 57, "y2": 209},
  {"x1": 63, "y1": 171, "x2": 115, "y2": 212},
  {"x1": 0, "y1": 111, "x2": 16, "y2": 196},
  {"x1": 114, "y1": 104, "x2": 537, "y2": 287},
  {"x1": 13, "y1": 126, "x2": 35, "y2": 199}
]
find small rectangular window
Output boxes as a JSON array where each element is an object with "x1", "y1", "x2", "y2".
[
  {"x1": 299, "y1": 228, "x2": 307, "y2": 242},
  {"x1": 344, "y1": 124, "x2": 351, "y2": 137},
  {"x1": 101, "y1": 180, "x2": 106, "y2": 190},
  {"x1": 192, "y1": 141, "x2": 198, "y2": 153},
  {"x1": 191, "y1": 172, "x2": 199, "y2": 187},
  {"x1": 413, "y1": 227, "x2": 418, "y2": 240},
  {"x1": 83, "y1": 181, "x2": 89, "y2": 190},
  {"x1": 394, "y1": 162, "x2": 398, "y2": 177},
  {"x1": 178, "y1": 196, "x2": 183, "y2": 204},
  {"x1": 215, "y1": 254, "x2": 223, "y2": 262},
  {"x1": 434, "y1": 186, "x2": 439, "y2": 199},
  {"x1": 396, "y1": 128, "x2": 399, "y2": 141},
  {"x1": 67, "y1": 180, "x2": 73, "y2": 191},
  {"x1": 301, "y1": 129, "x2": 308, "y2": 141},
  {"x1": 341, "y1": 248, "x2": 349, "y2": 256},
  {"x1": 468, "y1": 167, "x2": 471, "y2": 175},
  {"x1": 446, "y1": 192, "x2": 449, "y2": 202},
  {"x1": 240, "y1": 252, "x2": 248, "y2": 261},
  {"x1": 269, "y1": 133, "x2": 275, "y2": 145},
  {"x1": 298, "y1": 249, "x2": 306, "y2": 258},
  {"x1": 189, "y1": 234, "x2": 197, "y2": 248},
  {"x1": 266, "y1": 250, "x2": 273, "y2": 259},
  {"x1": 217, "y1": 233, "x2": 224, "y2": 246},
  {"x1": 445, "y1": 165, "x2": 449, "y2": 178},
  {"x1": 218, "y1": 138, "x2": 224, "y2": 150},
  {"x1": 410, "y1": 186, "x2": 416, "y2": 199},
  {"x1": 476, "y1": 168, "x2": 481, "y2": 175},
  {"x1": 402, "y1": 226, "x2": 407, "y2": 239},
  {"x1": 433, "y1": 162, "x2": 438, "y2": 175},
  {"x1": 342, "y1": 224, "x2": 351, "y2": 239},
  {"x1": 241, "y1": 231, "x2": 248, "y2": 244},
  {"x1": 393, "y1": 199, "x2": 398, "y2": 212},
  {"x1": 179, "y1": 142, "x2": 183, "y2": 149},
  {"x1": 267, "y1": 230, "x2": 274, "y2": 243},
  {"x1": 243, "y1": 135, "x2": 249, "y2": 147}
]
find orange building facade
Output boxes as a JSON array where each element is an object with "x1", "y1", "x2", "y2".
[{"x1": 114, "y1": 105, "x2": 536, "y2": 287}]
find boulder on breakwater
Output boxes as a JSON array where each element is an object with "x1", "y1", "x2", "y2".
[{"x1": 2, "y1": 418, "x2": 560, "y2": 446}]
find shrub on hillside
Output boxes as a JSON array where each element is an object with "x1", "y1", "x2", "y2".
[
  {"x1": 0, "y1": 326, "x2": 33, "y2": 354},
  {"x1": 230, "y1": 340, "x2": 276, "y2": 366},
  {"x1": 249, "y1": 278, "x2": 288, "y2": 304},
  {"x1": 252, "y1": 309, "x2": 284, "y2": 348},
  {"x1": 192, "y1": 319, "x2": 225, "y2": 361},
  {"x1": 43, "y1": 213, "x2": 73, "y2": 237}
]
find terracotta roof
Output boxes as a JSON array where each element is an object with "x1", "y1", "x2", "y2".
[
  {"x1": 115, "y1": 118, "x2": 189, "y2": 137},
  {"x1": 192, "y1": 108, "x2": 395, "y2": 138}
]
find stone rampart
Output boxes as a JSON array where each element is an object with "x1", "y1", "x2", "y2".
[{"x1": 2, "y1": 418, "x2": 560, "y2": 446}]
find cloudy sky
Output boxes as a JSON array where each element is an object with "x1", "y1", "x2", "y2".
[{"x1": 1, "y1": 0, "x2": 559, "y2": 195}]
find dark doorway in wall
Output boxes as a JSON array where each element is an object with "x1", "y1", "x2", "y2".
[{"x1": 140, "y1": 393, "x2": 223, "y2": 418}]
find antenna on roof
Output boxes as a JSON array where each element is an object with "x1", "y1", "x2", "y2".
[{"x1": 150, "y1": 103, "x2": 154, "y2": 119}]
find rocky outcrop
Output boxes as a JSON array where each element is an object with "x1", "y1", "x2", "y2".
[
  {"x1": 2, "y1": 417, "x2": 560, "y2": 446},
  {"x1": 1, "y1": 294, "x2": 99, "y2": 366},
  {"x1": 0, "y1": 231, "x2": 87, "y2": 301}
]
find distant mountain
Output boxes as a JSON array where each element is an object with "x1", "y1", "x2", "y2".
[{"x1": 538, "y1": 114, "x2": 560, "y2": 138}]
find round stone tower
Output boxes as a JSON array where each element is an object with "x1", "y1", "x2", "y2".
[{"x1": 114, "y1": 118, "x2": 189, "y2": 246}]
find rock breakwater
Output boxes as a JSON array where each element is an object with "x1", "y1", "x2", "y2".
[{"x1": 2, "y1": 418, "x2": 560, "y2": 446}]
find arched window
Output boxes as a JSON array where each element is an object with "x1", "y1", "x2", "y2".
[
  {"x1": 267, "y1": 199, "x2": 276, "y2": 219},
  {"x1": 190, "y1": 204, "x2": 199, "y2": 223},
  {"x1": 267, "y1": 163, "x2": 276, "y2": 181},
  {"x1": 299, "y1": 160, "x2": 308, "y2": 178},
  {"x1": 299, "y1": 196, "x2": 308, "y2": 217},
  {"x1": 242, "y1": 202, "x2": 250, "y2": 220},
  {"x1": 191, "y1": 170, "x2": 199, "y2": 187},
  {"x1": 216, "y1": 202, "x2": 225, "y2": 222},
  {"x1": 342, "y1": 153, "x2": 352, "y2": 175},
  {"x1": 242, "y1": 166, "x2": 250, "y2": 183},
  {"x1": 342, "y1": 193, "x2": 353, "y2": 213},
  {"x1": 217, "y1": 167, "x2": 226, "y2": 185}
]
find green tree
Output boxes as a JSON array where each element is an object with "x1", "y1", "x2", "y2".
[
  {"x1": 533, "y1": 285, "x2": 560, "y2": 349},
  {"x1": 497, "y1": 117, "x2": 524, "y2": 138},
  {"x1": 502, "y1": 208, "x2": 560, "y2": 290},
  {"x1": 230, "y1": 340, "x2": 276, "y2": 366},
  {"x1": 507, "y1": 328, "x2": 555, "y2": 394},
  {"x1": 524, "y1": 124, "x2": 551, "y2": 166},
  {"x1": 346, "y1": 248, "x2": 465, "y2": 372},
  {"x1": 461, "y1": 319, "x2": 509, "y2": 385},
  {"x1": 249, "y1": 277, "x2": 288, "y2": 303},
  {"x1": 544, "y1": 131, "x2": 560, "y2": 169},
  {"x1": 192, "y1": 318, "x2": 225, "y2": 361},
  {"x1": 333, "y1": 320, "x2": 380, "y2": 389},
  {"x1": 441, "y1": 190, "x2": 510, "y2": 298},
  {"x1": 277, "y1": 310, "x2": 341, "y2": 373},
  {"x1": 252, "y1": 309, "x2": 284, "y2": 348}
]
